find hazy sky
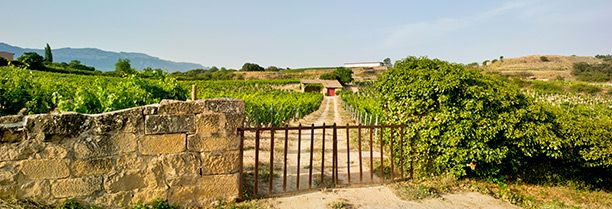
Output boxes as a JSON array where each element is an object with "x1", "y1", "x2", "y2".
[{"x1": 3, "y1": 0, "x2": 611, "y2": 68}]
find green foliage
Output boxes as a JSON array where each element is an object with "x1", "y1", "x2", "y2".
[
  {"x1": 240, "y1": 63, "x2": 264, "y2": 71},
  {"x1": 334, "y1": 67, "x2": 353, "y2": 85},
  {"x1": 115, "y1": 58, "x2": 137, "y2": 75},
  {"x1": 265, "y1": 66, "x2": 281, "y2": 71},
  {"x1": 0, "y1": 67, "x2": 52, "y2": 115},
  {"x1": 44, "y1": 43, "x2": 53, "y2": 63},
  {"x1": 569, "y1": 83, "x2": 602, "y2": 94},
  {"x1": 595, "y1": 54, "x2": 612, "y2": 61},
  {"x1": 319, "y1": 73, "x2": 336, "y2": 80},
  {"x1": 374, "y1": 57, "x2": 611, "y2": 188},
  {"x1": 171, "y1": 68, "x2": 238, "y2": 80},
  {"x1": 383, "y1": 58, "x2": 393, "y2": 67},
  {"x1": 132, "y1": 199, "x2": 176, "y2": 209},
  {"x1": 186, "y1": 79, "x2": 323, "y2": 127},
  {"x1": 482, "y1": 60, "x2": 489, "y2": 66},
  {"x1": 539, "y1": 56, "x2": 549, "y2": 62},
  {"x1": 17, "y1": 52, "x2": 45, "y2": 70},
  {"x1": 0, "y1": 66, "x2": 187, "y2": 116},
  {"x1": 571, "y1": 62, "x2": 611, "y2": 82},
  {"x1": 318, "y1": 67, "x2": 353, "y2": 85}
]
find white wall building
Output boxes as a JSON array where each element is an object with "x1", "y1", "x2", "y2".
[{"x1": 343, "y1": 61, "x2": 383, "y2": 68}]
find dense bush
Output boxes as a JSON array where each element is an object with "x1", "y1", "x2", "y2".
[
  {"x1": 571, "y1": 62, "x2": 611, "y2": 82},
  {"x1": 376, "y1": 57, "x2": 611, "y2": 186},
  {"x1": 17, "y1": 52, "x2": 45, "y2": 70},
  {"x1": 539, "y1": 56, "x2": 550, "y2": 62},
  {"x1": 318, "y1": 67, "x2": 353, "y2": 85},
  {"x1": 241, "y1": 63, "x2": 264, "y2": 71}
]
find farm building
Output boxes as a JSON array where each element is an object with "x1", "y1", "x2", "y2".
[
  {"x1": 300, "y1": 79, "x2": 343, "y2": 96},
  {"x1": 343, "y1": 61, "x2": 383, "y2": 68},
  {"x1": 0, "y1": 51, "x2": 14, "y2": 61}
]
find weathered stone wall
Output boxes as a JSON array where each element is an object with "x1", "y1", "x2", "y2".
[{"x1": 0, "y1": 99, "x2": 244, "y2": 208}]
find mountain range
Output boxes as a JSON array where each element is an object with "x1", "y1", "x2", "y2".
[{"x1": 0, "y1": 42, "x2": 205, "y2": 72}]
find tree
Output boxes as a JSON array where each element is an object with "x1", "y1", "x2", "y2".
[
  {"x1": 0, "y1": 57, "x2": 8, "y2": 67},
  {"x1": 334, "y1": 67, "x2": 353, "y2": 85},
  {"x1": 383, "y1": 58, "x2": 393, "y2": 67},
  {"x1": 499, "y1": 56, "x2": 504, "y2": 62},
  {"x1": 482, "y1": 60, "x2": 489, "y2": 66},
  {"x1": 44, "y1": 43, "x2": 53, "y2": 63},
  {"x1": 265, "y1": 66, "x2": 281, "y2": 71},
  {"x1": 319, "y1": 73, "x2": 336, "y2": 80},
  {"x1": 240, "y1": 63, "x2": 264, "y2": 71},
  {"x1": 209, "y1": 66, "x2": 219, "y2": 71},
  {"x1": 540, "y1": 56, "x2": 550, "y2": 62},
  {"x1": 115, "y1": 58, "x2": 136, "y2": 75},
  {"x1": 17, "y1": 52, "x2": 45, "y2": 70}
]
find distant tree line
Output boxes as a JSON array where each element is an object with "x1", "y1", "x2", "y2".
[
  {"x1": 319, "y1": 67, "x2": 353, "y2": 85},
  {"x1": 572, "y1": 62, "x2": 611, "y2": 82}
]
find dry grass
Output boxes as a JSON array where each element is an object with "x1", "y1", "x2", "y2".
[{"x1": 390, "y1": 176, "x2": 612, "y2": 209}]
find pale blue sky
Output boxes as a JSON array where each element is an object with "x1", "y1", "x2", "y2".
[{"x1": 3, "y1": 0, "x2": 611, "y2": 68}]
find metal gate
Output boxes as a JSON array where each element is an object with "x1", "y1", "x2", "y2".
[{"x1": 237, "y1": 123, "x2": 414, "y2": 197}]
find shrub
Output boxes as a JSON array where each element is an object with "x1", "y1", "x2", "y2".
[
  {"x1": 377, "y1": 57, "x2": 611, "y2": 187},
  {"x1": 571, "y1": 62, "x2": 611, "y2": 82},
  {"x1": 570, "y1": 83, "x2": 602, "y2": 95},
  {"x1": 378, "y1": 57, "x2": 561, "y2": 177},
  {"x1": 319, "y1": 73, "x2": 336, "y2": 80},
  {"x1": 540, "y1": 56, "x2": 550, "y2": 62},
  {"x1": 241, "y1": 63, "x2": 264, "y2": 71}
]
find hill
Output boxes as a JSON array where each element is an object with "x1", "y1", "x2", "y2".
[
  {"x1": 0, "y1": 42, "x2": 204, "y2": 72},
  {"x1": 483, "y1": 55, "x2": 605, "y2": 80}
]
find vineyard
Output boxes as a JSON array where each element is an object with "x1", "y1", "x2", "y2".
[
  {"x1": 0, "y1": 66, "x2": 322, "y2": 126},
  {"x1": 183, "y1": 80, "x2": 323, "y2": 127}
]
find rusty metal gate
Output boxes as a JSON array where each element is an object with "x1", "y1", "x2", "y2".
[{"x1": 237, "y1": 123, "x2": 414, "y2": 197}]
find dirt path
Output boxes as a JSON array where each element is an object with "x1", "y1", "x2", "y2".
[{"x1": 246, "y1": 96, "x2": 517, "y2": 208}]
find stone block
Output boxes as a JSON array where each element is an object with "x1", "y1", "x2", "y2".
[
  {"x1": 132, "y1": 189, "x2": 167, "y2": 204},
  {"x1": 139, "y1": 134, "x2": 186, "y2": 155},
  {"x1": 35, "y1": 144, "x2": 69, "y2": 159},
  {"x1": 94, "y1": 191, "x2": 134, "y2": 208},
  {"x1": 144, "y1": 115, "x2": 195, "y2": 134},
  {"x1": 17, "y1": 180, "x2": 51, "y2": 200},
  {"x1": 83, "y1": 107, "x2": 144, "y2": 134},
  {"x1": 73, "y1": 133, "x2": 137, "y2": 159},
  {"x1": 187, "y1": 133, "x2": 238, "y2": 152},
  {"x1": 0, "y1": 129, "x2": 24, "y2": 143},
  {"x1": 195, "y1": 113, "x2": 224, "y2": 134},
  {"x1": 223, "y1": 113, "x2": 244, "y2": 137},
  {"x1": 204, "y1": 98, "x2": 245, "y2": 114},
  {"x1": 25, "y1": 113, "x2": 87, "y2": 139},
  {"x1": 72, "y1": 157, "x2": 114, "y2": 177},
  {"x1": 143, "y1": 104, "x2": 160, "y2": 115},
  {"x1": 158, "y1": 100, "x2": 207, "y2": 115},
  {"x1": 20, "y1": 159, "x2": 69, "y2": 179},
  {"x1": 168, "y1": 186, "x2": 197, "y2": 207},
  {"x1": 51, "y1": 177, "x2": 102, "y2": 198},
  {"x1": 0, "y1": 141, "x2": 45, "y2": 161},
  {"x1": 194, "y1": 173, "x2": 240, "y2": 204},
  {"x1": 201, "y1": 150, "x2": 240, "y2": 175},
  {"x1": 148, "y1": 153, "x2": 200, "y2": 179},
  {"x1": 104, "y1": 171, "x2": 147, "y2": 192}
]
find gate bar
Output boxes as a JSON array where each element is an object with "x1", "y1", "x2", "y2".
[
  {"x1": 369, "y1": 127, "x2": 374, "y2": 181},
  {"x1": 358, "y1": 124, "x2": 363, "y2": 182},
  {"x1": 309, "y1": 124, "x2": 314, "y2": 189},
  {"x1": 346, "y1": 123, "x2": 350, "y2": 184},
  {"x1": 296, "y1": 124, "x2": 302, "y2": 190},
  {"x1": 283, "y1": 125, "x2": 288, "y2": 192},
  {"x1": 400, "y1": 126, "x2": 405, "y2": 179},
  {"x1": 390, "y1": 127, "x2": 394, "y2": 181},
  {"x1": 238, "y1": 129, "x2": 244, "y2": 197},
  {"x1": 269, "y1": 127, "x2": 275, "y2": 194},
  {"x1": 254, "y1": 127, "x2": 260, "y2": 196},
  {"x1": 321, "y1": 123, "x2": 326, "y2": 187},
  {"x1": 380, "y1": 127, "x2": 384, "y2": 183}
]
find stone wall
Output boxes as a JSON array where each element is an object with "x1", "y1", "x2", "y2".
[{"x1": 0, "y1": 99, "x2": 245, "y2": 208}]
